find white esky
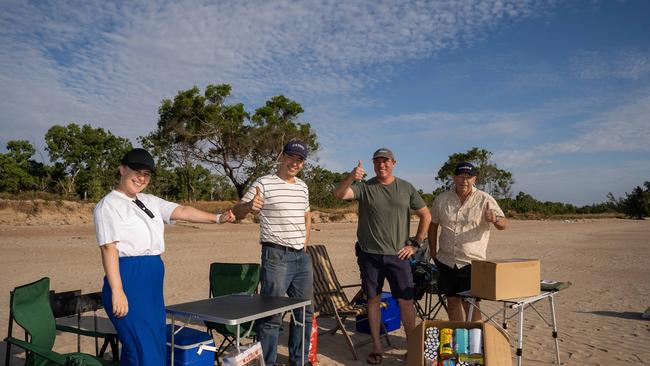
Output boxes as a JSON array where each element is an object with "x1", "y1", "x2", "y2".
[{"x1": 1, "y1": 0, "x2": 649, "y2": 205}]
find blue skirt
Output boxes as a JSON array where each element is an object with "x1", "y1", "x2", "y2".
[{"x1": 103, "y1": 255, "x2": 166, "y2": 366}]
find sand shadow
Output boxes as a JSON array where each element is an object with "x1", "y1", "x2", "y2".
[{"x1": 580, "y1": 310, "x2": 645, "y2": 320}]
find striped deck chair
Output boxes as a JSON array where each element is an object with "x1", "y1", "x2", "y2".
[{"x1": 306, "y1": 244, "x2": 391, "y2": 361}]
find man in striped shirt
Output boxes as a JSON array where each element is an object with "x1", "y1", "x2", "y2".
[{"x1": 233, "y1": 140, "x2": 313, "y2": 366}]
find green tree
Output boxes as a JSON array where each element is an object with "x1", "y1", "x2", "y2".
[
  {"x1": 605, "y1": 192, "x2": 623, "y2": 212},
  {"x1": 249, "y1": 95, "x2": 318, "y2": 178},
  {"x1": 418, "y1": 189, "x2": 434, "y2": 206},
  {"x1": 512, "y1": 191, "x2": 537, "y2": 213},
  {"x1": 435, "y1": 147, "x2": 514, "y2": 199},
  {"x1": 168, "y1": 164, "x2": 222, "y2": 201},
  {"x1": 301, "y1": 165, "x2": 348, "y2": 208},
  {"x1": 211, "y1": 175, "x2": 238, "y2": 201},
  {"x1": 621, "y1": 182, "x2": 650, "y2": 219},
  {"x1": 45, "y1": 124, "x2": 132, "y2": 199},
  {"x1": 0, "y1": 140, "x2": 37, "y2": 193},
  {"x1": 147, "y1": 85, "x2": 318, "y2": 198},
  {"x1": 141, "y1": 87, "x2": 209, "y2": 202}
]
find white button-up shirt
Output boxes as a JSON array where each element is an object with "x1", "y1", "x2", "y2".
[{"x1": 430, "y1": 186, "x2": 504, "y2": 268}]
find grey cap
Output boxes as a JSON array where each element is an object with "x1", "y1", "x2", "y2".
[{"x1": 372, "y1": 147, "x2": 395, "y2": 160}]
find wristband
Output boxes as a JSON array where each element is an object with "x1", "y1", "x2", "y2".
[{"x1": 215, "y1": 213, "x2": 222, "y2": 224}]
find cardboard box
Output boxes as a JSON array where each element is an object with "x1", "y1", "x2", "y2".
[
  {"x1": 471, "y1": 259, "x2": 540, "y2": 300},
  {"x1": 407, "y1": 320, "x2": 512, "y2": 366}
]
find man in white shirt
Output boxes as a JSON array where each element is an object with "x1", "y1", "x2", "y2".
[
  {"x1": 233, "y1": 140, "x2": 313, "y2": 366},
  {"x1": 428, "y1": 162, "x2": 507, "y2": 321}
]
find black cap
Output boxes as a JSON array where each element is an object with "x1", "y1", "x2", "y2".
[
  {"x1": 121, "y1": 148, "x2": 156, "y2": 172},
  {"x1": 283, "y1": 140, "x2": 308, "y2": 159},
  {"x1": 454, "y1": 162, "x2": 478, "y2": 176}
]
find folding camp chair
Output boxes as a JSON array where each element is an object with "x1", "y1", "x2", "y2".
[
  {"x1": 306, "y1": 244, "x2": 391, "y2": 361},
  {"x1": 50, "y1": 290, "x2": 119, "y2": 361},
  {"x1": 205, "y1": 262, "x2": 260, "y2": 363},
  {"x1": 4, "y1": 277, "x2": 116, "y2": 366},
  {"x1": 411, "y1": 261, "x2": 447, "y2": 320},
  {"x1": 410, "y1": 242, "x2": 447, "y2": 320}
]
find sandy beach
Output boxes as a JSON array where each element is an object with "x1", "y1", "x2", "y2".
[{"x1": 1, "y1": 218, "x2": 649, "y2": 365}]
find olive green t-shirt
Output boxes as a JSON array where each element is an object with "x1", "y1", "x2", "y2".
[{"x1": 351, "y1": 177, "x2": 426, "y2": 255}]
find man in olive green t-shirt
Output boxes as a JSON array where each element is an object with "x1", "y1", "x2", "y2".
[{"x1": 335, "y1": 148, "x2": 431, "y2": 364}]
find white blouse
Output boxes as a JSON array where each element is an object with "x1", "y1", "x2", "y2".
[{"x1": 94, "y1": 190, "x2": 179, "y2": 257}]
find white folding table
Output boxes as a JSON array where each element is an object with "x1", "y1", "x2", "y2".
[{"x1": 458, "y1": 290, "x2": 562, "y2": 366}]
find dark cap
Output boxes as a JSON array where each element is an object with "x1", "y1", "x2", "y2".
[
  {"x1": 283, "y1": 140, "x2": 308, "y2": 159},
  {"x1": 454, "y1": 162, "x2": 478, "y2": 176},
  {"x1": 372, "y1": 148, "x2": 395, "y2": 160},
  {"x1": 121, "y1": 148, "x2": 156, "y2": 172}
]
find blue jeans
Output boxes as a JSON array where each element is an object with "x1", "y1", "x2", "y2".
[{"x1": 258, "y1": 245, "x2": 314, "y2": 366}]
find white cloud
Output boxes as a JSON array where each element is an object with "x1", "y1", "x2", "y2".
[
  {"x1": 497, "y1": 89, "x2": 650, "y2": 168},
  {"x1": 0, "y1": 0, "x2": 558, "y2": 150},
  {"x1": 570, "y1": 48, "x2": 650, "y2": 81},
  {"x1": 364, "y1": 110, "x2": 537, "y2": 139}
]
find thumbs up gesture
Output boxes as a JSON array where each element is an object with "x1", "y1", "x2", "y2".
[
  {"x1": 352, "y1": 160, "x2": 365, "y2": 181},
  {"x1": 249, "y1": 187, "x2": 264, "y2": 213},
  {"x1": 219, "y1": 210, "x2": 235, "y2": 223},
  {"x1": 484, "y1": 202, "x2": 496, "y2": 223}
]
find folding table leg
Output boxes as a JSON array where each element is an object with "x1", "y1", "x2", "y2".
[
  {"x1": 502, "y1": 302, "x2": 508, "y2": 329},
  {"x1": 516, "y1": 307, "x2": 524, "y2": 366},
  {"x1": 549, "y1": 295, "x2": 561, "y2": 365},
  {"x1": 424, "y1": 293, "x2": 430, "y2": 318},
  {"x1": 466, "y1": 298, "x2": 475, "y2": 320},
  {"x1": 171, "y1": 314, "x2": 175, "y2": 366},
  {"x1": 236, "y1": 325, "x2": 241, "y2": 353},
  {"x1": 302, "y1": 305, "x2": 306, "y2": 366}
]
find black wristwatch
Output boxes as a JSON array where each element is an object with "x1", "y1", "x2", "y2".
[{"x1": 406, "y1": 237, "x2": 421, "y2": 248}]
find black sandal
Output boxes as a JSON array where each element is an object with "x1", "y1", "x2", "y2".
[{"x1": 366, "y1": 352, "x2": 383, "y2": 365}]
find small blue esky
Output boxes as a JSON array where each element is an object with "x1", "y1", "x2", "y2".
[{"x1": 1, "y1": 0, "x2": 648, "y2": 205}]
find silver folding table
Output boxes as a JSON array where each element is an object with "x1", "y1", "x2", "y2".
[
  {"x1": 166, "y1": 294, "x2": 311, "y2": 365},
  {"x1": 458, "y1": 290, "x2": 562, "y2": 366}
]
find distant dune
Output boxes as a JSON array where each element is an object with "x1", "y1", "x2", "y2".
[{"x1": 0, "y1": 199, "x2": 361, "y2": 226}]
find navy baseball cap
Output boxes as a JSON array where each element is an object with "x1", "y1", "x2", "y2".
[
  {"x1": 121, "y1": 148, "x2": 156, "y2": 172},
  {"x1": 454, "y1": 162, "x2": 478, "y2": 176},
  {"x1": 283, "y1": 140, "x2": 308, "y2": 159}
]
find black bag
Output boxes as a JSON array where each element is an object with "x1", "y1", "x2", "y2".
[{"x1": 411, "y1": 261, "x2": 438, "y2": 300}]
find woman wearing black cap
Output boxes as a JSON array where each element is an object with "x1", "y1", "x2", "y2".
[{"x1": 93, "y1": 148, "x2": 234, "y2": 366}]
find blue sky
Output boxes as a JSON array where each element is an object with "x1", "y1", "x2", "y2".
[{"x1": 1, "y1": 0, "x2": 649, "y2": 205}]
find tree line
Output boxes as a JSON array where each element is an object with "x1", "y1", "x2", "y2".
[
  {"x1": 0, "y1": 84, "x2": 647, "y2": 218},
  {"x1": 0, "y1": 84, "x2": 340, "y2": 207}
]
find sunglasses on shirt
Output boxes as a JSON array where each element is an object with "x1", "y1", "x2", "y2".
[{"x1": 133, "y1": 199, "x2": 155, "y2": 219}]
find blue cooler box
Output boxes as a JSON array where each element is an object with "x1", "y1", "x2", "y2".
[
  {"x1": 166, "y1": 325, "x2": 215, "y2": 366},
  {"x1": 356, "y1": 292, "x2": 401, "y2": 334}
]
